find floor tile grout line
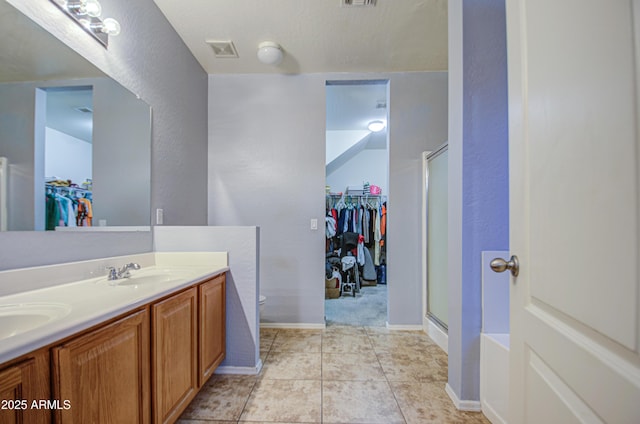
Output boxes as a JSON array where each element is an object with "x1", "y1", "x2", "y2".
[
  {"x1": 237, "y1": 329, "x2": 279, "y2": 423},
  {"x1": 369, "y1": 328, "x2": 410, "y2": 424}
]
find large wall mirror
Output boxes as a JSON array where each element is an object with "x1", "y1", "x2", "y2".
[{"x1": 0, "y1": 1, "x2": 151, "y2": 231}]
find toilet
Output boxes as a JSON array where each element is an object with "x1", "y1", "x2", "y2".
[{"x1": 259, "y1": 295, "x2": 266, "y2": 320}]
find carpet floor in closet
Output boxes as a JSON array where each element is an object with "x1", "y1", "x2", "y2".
[{"x1": 324, "y1": 284, "x2": 388, "y2": 327}]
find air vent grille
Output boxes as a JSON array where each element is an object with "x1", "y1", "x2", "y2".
[
  {"x1": 341, "y1": 0, "x2": 376, "y2": 7},
  {"x1": 206, "y1": 40, "x2": 239, "y2": 58}
]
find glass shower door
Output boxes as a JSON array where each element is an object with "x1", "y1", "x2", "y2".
[{"x1": 426, "y1": 145, "x2": 448, "y2": 330}]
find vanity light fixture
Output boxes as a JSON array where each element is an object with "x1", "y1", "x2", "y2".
[
  {"x1": 50, "y1": 0, "x2": 121, "y2": 47},
  {"x1": 367, "y1": 120, "x2": 386, "y2": 132},
  {"x1": 257, "y1": 41, "x2": 284, "y2": 66}
]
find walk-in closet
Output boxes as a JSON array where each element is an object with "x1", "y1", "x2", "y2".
[
  {"x1": 42, "y1": 87, "x2": 94, "y2": 230},
  {"x1": 324, "y1": 80, "x2": 389, "y2": 326}
]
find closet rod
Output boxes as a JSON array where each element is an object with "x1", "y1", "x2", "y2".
[{"x1": 326, "y1": 193, "x2": 384, "y2": 197}]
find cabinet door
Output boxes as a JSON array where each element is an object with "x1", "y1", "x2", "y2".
[
  {"x1": 152, "y1": 287, "x2": 197, "y2": 424},
  {"x1": 52, "y1": 308, "x2": 150, "y2": 424},
  {"x1": 0, "y1": 352, "x2": 50, "y2": 424},
  {"x1": 198, "y1": 274, "x2": 226, "y2": 386}
]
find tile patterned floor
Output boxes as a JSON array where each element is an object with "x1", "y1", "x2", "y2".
[{"x1": 178, "y1": 326, "x2": 490, "y2": 424}]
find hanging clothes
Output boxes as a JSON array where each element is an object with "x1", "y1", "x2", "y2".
[
  {"x1": 77, "y1": 197, "x2": 93, "y2": 226},
  {"x1": 374, "y1": 207, "x2": 381, "y2": 266},
  {"x1": 325, "y1": 215, "x2": 336, "y2": 238},
  {"x1": 362, "y1": 205, "x2": 370, "y2": 244},
  {"x1": 380, "y1": 203, "x2": 387, "y2": 237},
  {"x1": 45, "y1": 193, "x2": 60, "y2": 230},
  {"x1": 357, "y1": 234, "x2": 365, "y2": 266},
  {"x1": 45, "y1": 186, "x2": 92, "y2": 230}
]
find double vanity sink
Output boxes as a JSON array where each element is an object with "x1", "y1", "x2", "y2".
[
  {"x1": 0, "y1": 252, "x2": 229, "y2": 364},
  {"x1": 0, "y1": 251, "x2": 229, "y2": 423},
  {"x1": 0, "y1": 302, "x2": 72, "y2": 340}
]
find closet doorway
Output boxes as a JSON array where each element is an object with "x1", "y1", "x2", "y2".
[
  {"x1": 35, "y1": 86, "x2": 94, "y2": 230},
  {"x1": 324, "y1": 80, "x2": 389, "y2": 327}
]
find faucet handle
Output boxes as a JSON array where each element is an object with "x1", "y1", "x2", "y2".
[
  {"x1": 105, "y1": 266, "x2": 118, "y2": 280},
  {"x1": 118, "y1": 263, "x2": 140, "y2": 279}
]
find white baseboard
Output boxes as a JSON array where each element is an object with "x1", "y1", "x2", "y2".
[
  {"x1": 385, "y1": 322, "x2": 424, "y2": 331},
  {"x1": 215, "y1": 359, "x2": 263, "y2": 375},
  {"x1": 259, "y1": 322, "x2": 326, "y2": 330},
  {"x1": 445, "y1": 383, "x2": 482, "y2": 412},
  {"x1": 481, "y1": 399, "x2": 507, "y2": 424},
  {"x1": 424, "y1": 316, "x2": 448, "y2": 354}
]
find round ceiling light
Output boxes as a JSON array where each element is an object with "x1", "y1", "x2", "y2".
[
  {"x1": 368, "y1": 120, "x2": 386, "y2": 132},
  {"x1": 257, "y1": 41, "x2": 283, "y2": 66}
]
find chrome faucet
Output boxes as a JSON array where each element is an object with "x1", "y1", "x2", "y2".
[{"x1": 106, "y1": 263, "x2": 141, "y2": 280}]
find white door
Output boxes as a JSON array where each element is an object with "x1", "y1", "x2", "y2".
[{"x1": 505, "y1": 0, "x2": 640, "y2": 422}]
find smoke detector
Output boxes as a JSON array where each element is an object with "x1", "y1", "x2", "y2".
[
  {"x1": 206, "y1": 40, "x2": 239, "y2": 58},
  {"x1": 341, "y1": 0, "x2": 376, "y2": 6}
]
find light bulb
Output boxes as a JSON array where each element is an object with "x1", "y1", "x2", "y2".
[
  {"x1": 79, "y1": 17, "x2": 92, "y2": 29},
  {"x1": 368, "y1": 120, "x2": 385, "y2": 132},
  {"x1": 84, "y1": 0, "x2": 102, "y2": 17},
  {"x1": 101, "y1": 18, "x2": 121, "y2": 36}
]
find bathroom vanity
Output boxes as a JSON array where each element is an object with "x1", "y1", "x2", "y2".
[{"x1": 0, "y1": 252, "x2": 228, "y2": 424}]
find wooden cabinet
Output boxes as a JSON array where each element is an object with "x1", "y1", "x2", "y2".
[
  {"x1": 1, "y1": 271, "x2": 226, "y2": 424},
  {"x1": 151, "y1": 274, "x2": 227, "y2": 423},
  {"x1": 198, "y1": 274, "x2": 226, "y2": 386},
  {"x1": 52, "y1": 308, "x2": 150, "y2": 424},
  {"x1": 0, "y1": 349, "x2": 51, "y2": 424},
  {"x1": 152, "y1": 287, "x2": 198, "y2": 424}
]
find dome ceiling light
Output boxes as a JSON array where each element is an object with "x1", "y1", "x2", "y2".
[
  {"x1": 368, "y1": 120, "x2": 386, "y2": 132},
  {"x1": 257, "y1": 41, "x2": 284, "y2": 66}
]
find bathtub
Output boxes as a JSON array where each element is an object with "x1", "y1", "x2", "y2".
[{"x1": 480, "y1": 333, "x2": 509, "y2": 424}]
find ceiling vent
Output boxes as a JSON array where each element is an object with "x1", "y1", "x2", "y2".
[
  {"x1": 206, "y1": 40, "x2": 239, "y2": 58},
  {"x1": 341, "y1": 0, "x2": 376, "y2": 6}
]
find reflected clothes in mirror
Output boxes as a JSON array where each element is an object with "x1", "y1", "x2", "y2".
[{"x1": 45, "y1": 186, "x2": 93, "y2": 230}]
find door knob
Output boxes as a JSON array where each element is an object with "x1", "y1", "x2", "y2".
[{"x1": 490, "y1": 255, "x2": 520, "y2": 277}]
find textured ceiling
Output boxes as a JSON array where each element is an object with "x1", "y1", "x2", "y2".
[
  {"x1": 0, "y1": 1, "x2": 446, "y2": 152},
  {"x1": 153, "y1": 0, "x2": 448, "y2": 74}
]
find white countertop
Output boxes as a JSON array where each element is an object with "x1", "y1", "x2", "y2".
[{"x1": 0, "y1": 252, "x2": 229, "y2": 364}]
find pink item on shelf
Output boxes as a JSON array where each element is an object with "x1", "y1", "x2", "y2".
[{"x1": 370, "y1": 185, "x2": 381, "y2": 195}]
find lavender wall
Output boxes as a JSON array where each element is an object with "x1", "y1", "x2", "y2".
[
  {"x1": 208, "y1": 72, "x2": 448, "y2": 326},
  {"x1": 1, "y1": 0, "x2": 207, "y2": 270},
  {"x1": 448, "y1": 0, "x2": 509, "y2": 403},
  {"x1": 153, "y1": 226, "x2": 261, "y2": 373}
]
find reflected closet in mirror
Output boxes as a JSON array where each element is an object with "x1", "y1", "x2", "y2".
[{"x1": 0, "y1": 1, "x2": 151, "y2": 231}]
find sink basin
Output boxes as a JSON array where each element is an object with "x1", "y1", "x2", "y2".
[
  {"x1": 0, "y1": 303, "x2": 72, "y2": 340},
  {"x1": 100, "y1": 267, "x2": 198, "y2": 288}
]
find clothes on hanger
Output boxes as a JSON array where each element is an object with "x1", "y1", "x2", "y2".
[{"x1": 45, "y1": 184, "x2": 93, "y2": 230}]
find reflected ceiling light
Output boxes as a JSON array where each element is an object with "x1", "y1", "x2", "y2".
[
  {"x1": 83, "y1": 0, "x2": 102, "y2": 17},
  {"x1": 368, "y1": 120, "x2": 386, "y2": 132},
  {"x1": 257, "y1": 41, "x2": 283, "y2": 65},
  {"x1": 50, "y1": 0, "x2": 121, "y2": 47},
  {"x1": 98, "y1": 17, "x2": 121, "y2": 35}
]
